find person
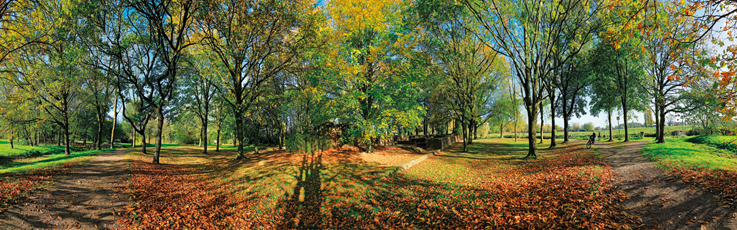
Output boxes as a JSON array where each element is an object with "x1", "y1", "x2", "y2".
[{"x1": 589, "y1": 132, "x2": 596, "y2": 144}]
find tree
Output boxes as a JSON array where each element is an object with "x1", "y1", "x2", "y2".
[
  {"x1": 643, "y1": 3, "x2": 696, "y2": 144},
  {"x1": 572, "y1": 123, "x2": 580, "y2": 132},
  {"x1": 590, "y1": 28, "x2": 647, "y2": 142},
  {"x1": 556, "y1": 52, "x2": 590, "y2": 144},
  {"x1": 182, "y1": 48, "x2": 218, "y2": 154},
  {"x1": 199, "y1": 0, "x2": 317, "y2": 159},
  {"x1": 81, "y1": 68, "x2": 114, "y2": 150},
  {"x1": 416, "y1": 0, "x2": 505, "y2": 151},
  {"x1": 583, "y1": 122, "x2": 594, "y2": 131},
  {"x1": 328, "y1": 0, "x2": 425, "y2": 153},
  {"x1": 2, "y1": 0, "x2": 87, "y2": 155},
  {"x1": 464, "y1": 0, "x2": 602, "y2": 158},
  {"x1": 644, "y1": 109, "x2": 654, "y2": 127}
]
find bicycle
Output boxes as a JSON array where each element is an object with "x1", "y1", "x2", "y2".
[{"x1": 586, "y1": 136, "x2": 595, "y2": 149}]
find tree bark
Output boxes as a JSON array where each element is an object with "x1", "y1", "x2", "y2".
[
  {"x1": 96, "y1": 106, "x2": 104, "y2": 150},
  {"x1": 539, "y1": 104, "x2": 544, "y2": 144},
  {"x1": 141, "y1": 130, "x2": 147, "y2": 154},
  {"x1": 549, "y1": 91, "x2": 557, "y2": 148},
  {"x1": 153, "y1": 109, "x2": 164, "y2": 164},
  {"x1": 461, "y1": 117, "x2": 468, "y2": 152},
  {"x1": 110, "y1": 94, "x2": 118, "y2": 149},
  {"x1": 608, "y1": 111, "x2": 613, "y2": 142},
  {"x1": 525, "y1": 107, "x2": 538, "y2": 158},
  {"x1": 132, "y1": 126, "x2": 136, "y2": 148},
  {"x1": 622, "y1": 96, "x2": 630, "y2": 142}
]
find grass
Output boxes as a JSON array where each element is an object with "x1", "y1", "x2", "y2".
[
  {"x1": 642, "y1": 137, "x2": 737, "y2": 171},
  {"x1": 0, "y1": 139, "x2": 82, "y2": 158},
  {"x1": 641, "y1": 135, "x2": 737, "y2": 205},
  {"x1": 0, "y1": 148, "x2": 116, "y2": 173},
  {"x1": 686, "y1": 135, "x2": 737, "y2": 153},
  {"x1": 122, "y1": 138, "x2": 636, "y2": 229}
]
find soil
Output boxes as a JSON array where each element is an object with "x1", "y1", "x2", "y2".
[
  {"x1": 0, "y1": 149, "x2": 130, "y2": 229},
  {"x1": 599, "y1": 140, "x2": 737, "y2": 230}
]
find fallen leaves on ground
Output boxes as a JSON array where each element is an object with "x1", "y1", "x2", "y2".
[
  {"x1": 661, "y1": 162, "x2": 737, "y2": 203},
  {"x1": 0, "y1": 162, "x2": 78, "y2": 212},
  {"x1": 121, "y1": 140, "x2": 639, "y2": 229}
]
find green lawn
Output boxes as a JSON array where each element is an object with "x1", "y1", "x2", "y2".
[
  {"x1": 0, "y1": 139, "x2": 81, "y2": 158},
  {"x1": 0, "y1": 148, "x2": 115, "y2": 173},
  {"x1": 642, "y1": 137, "x2": 737, "y2": 171},
  {"x1": 686, "y1": 135, "x2": 737, "y2": 153}
]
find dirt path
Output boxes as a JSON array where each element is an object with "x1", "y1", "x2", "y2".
[
  {"x1": 598, "y1": 140, "x2": 737, "y2": 230},
  {"x1": 0, "y1": 149, "x2": 130, "y2": 229}
]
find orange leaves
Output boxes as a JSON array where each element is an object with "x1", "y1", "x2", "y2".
[{"x1": 0, "y1": 162, "x2": 79, "y2": 212}]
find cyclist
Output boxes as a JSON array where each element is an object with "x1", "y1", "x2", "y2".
[{"x1": 589, "y1": 132, "x2": 596, "y2": 145}]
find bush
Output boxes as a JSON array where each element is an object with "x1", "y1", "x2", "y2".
[
  {"x1": 285, "y1": 133, "x2": 306, "y2": 153},
  {"x1": 671, "y1": 130, "x2": 683, "y2": 136},
  {"x1": 686, "y1": 129, "x2": 700, "y2": 136}
]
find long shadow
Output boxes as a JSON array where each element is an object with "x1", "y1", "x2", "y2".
[{"x1": 278, "y1": 151, "x2": 324, "y2": 229}]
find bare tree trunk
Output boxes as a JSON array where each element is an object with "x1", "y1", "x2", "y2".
[
  {"x1": 608, "y1": 111, "x2": 613, "y2": 142},
  {"x1": 153, "y1": 109, "x2": 164, "y2": 164},
  {"x1": 132, "y1": 126, "x2": 136, "y2": 148},
  {"x1": 622, "y1": 97, "x2": 630, "y2": 142},
  {"x1": 539, "y1": 104, "x2": 544, "y2": 144},
  {"x1": 141, "y1": 131, "x2": 147, "y2": 154},
  {"x1": 110, "y1": 94, "x2": 118, "y2": 149},
  {"x1": 202, "y1": 116, "x2": 208, "y2": 154},
  {"x1": 525, "y1": 107, "x2": 538, "y2": 158},
  {"x1": 96, "y1": 107, "x2": 104, "y2": 150}
]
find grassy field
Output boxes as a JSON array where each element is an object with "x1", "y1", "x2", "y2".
[
  {"x1": 641, "y1": 135, "x2": 737, "y2": 206},
  {"x1": 0, "y1": 139, "x2": 80, "y2": 158},
  {"x1": 642, "y1": 137, "x2": 737, "y2": 171},
  {"x1": 0, "y1": 148, "x2": 115, "y2": 173},
  {"x1": 121, "y1": 138, "x2": 636, "y2": 229}
]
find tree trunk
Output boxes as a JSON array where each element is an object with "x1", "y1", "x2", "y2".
[
  {"x1": 654, "y1": 103, "x2": 660, "y2": 141},
  {"x1": 539, "y1": 104, "x2": 544, "y2": 144},
  {"x1": 96, "y1": 107, "x2": 104, "y2": 150},
  {"x1": 549, "y1": 95, "x2": 557, "y2": 148},
  {"x1": 563, "y1": 115, "x2": 570, "y2": 144},
  {"x1": 216, "y1": 127, "x2": 221, "y2": 152},
  {"x1": 9, "y1": 129, "x2": 13, "y2": 149},
  {"x1": 132, "y1": 126, "x2": 136, "y2": 148},
  {"x1": 468, "y1": 119, "x2": 474, "y2": 145},
  {"x1": 461, "y1": 117, "x2": 468, "y2": 152},
  {"x1": 658, "y1": 108, "x2": 666, "y2": 143},
  {"x1": 608, "y1": 111, "x2": 613, "y2": 142},
  {"x1": 141, "y1": 130, "x2": 147, "y2": 154},
  {"x1": 525, "y1": 107, "x2": 538, "y2": 158},
  {"x1": 111, "y1": 95, "x2": 118, "y2": 149},
  {"x1": 236, "y1": 113, "x2": 245, "y2": 159},
  {"x1": 57, "y1": 126, "x2": 61, "y2": 146},
  {"x1": 64, "y1": 125, "x2": 71, "y2": 155},
  {"x1": 622, "y1": 97, "x2": 630, "y2": 142},
  {"x1": 254, "y1": 122, "x2": 260, "y2": 155},
  {"x1": 202, "y1": 115, "x2": 208, "y2": 154},
  {"x1": 499, "y1": 121, "x2": 504, "y2": 138},
  {"x1": 153, "y1": 109, "x2": 164, "y2": 164}
]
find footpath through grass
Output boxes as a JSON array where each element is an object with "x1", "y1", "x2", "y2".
[
  {"x1": 122, "y1": 138, "x2": 637, "y2": 229},
  {"x1": 642, "y1": 136, "x2": 737, "y2": 204},
  {"x1": 0, "y1": 146, "x2": 116, "y2": 212}
]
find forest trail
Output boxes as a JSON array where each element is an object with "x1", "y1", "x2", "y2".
[
  {"x1": 0, "y1": 149, "x2": 130, "y2": 229},
  {"x1": 599, "y1": 140, "x2": 737, "y2": 230}
]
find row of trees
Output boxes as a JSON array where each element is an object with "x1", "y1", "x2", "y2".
[
  {"x1": 1, "y1": 0, "x2": 735, "y2": 161},
  {"x1": 0, "y1": 0, "x2": 518, "y2": 162}
]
